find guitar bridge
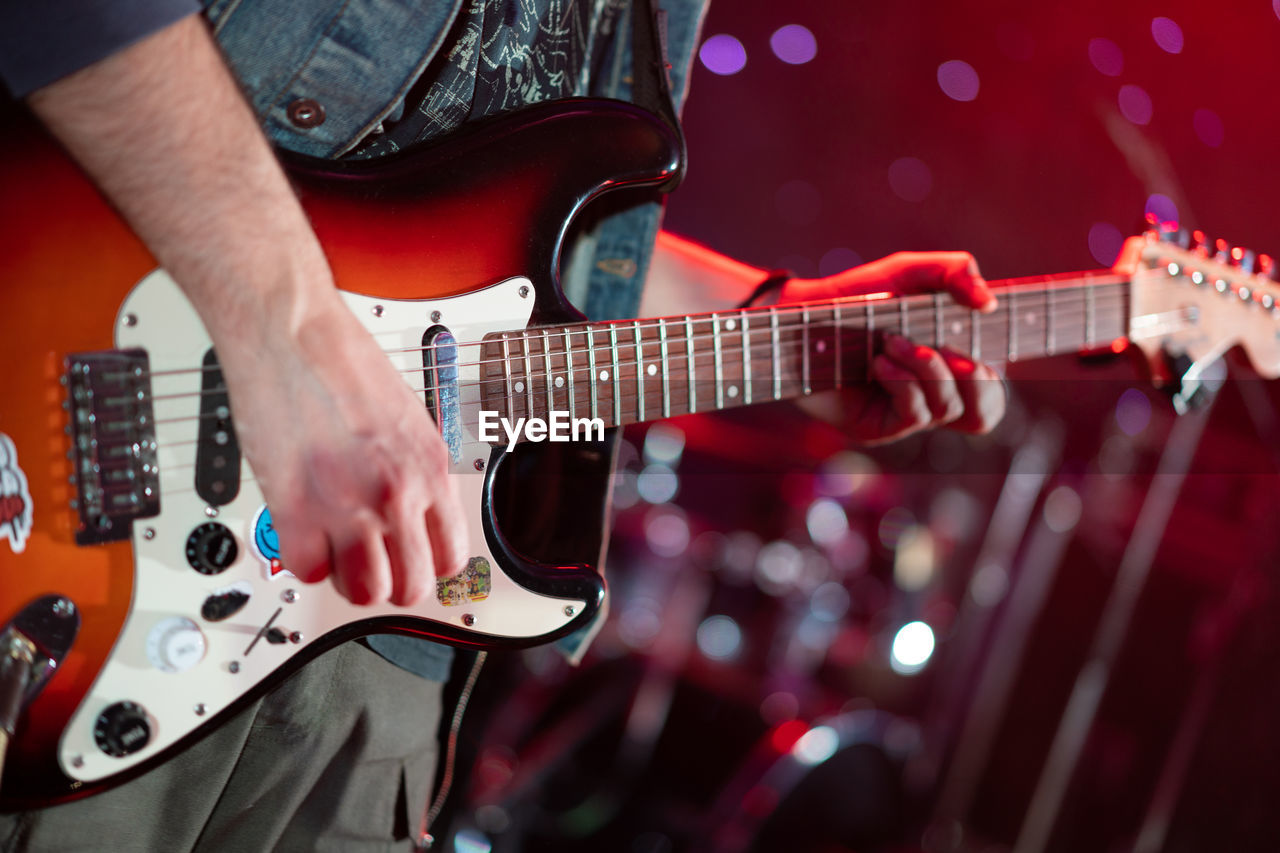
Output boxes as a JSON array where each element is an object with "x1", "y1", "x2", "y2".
[{"x1": 65, "y1": 349, "x2": 161, "y2": 545}]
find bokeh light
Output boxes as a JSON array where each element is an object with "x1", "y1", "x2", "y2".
[
  {"x1": 1043, "y1": 485, "x2": 1083, "y2": 534},
  {"x1": 1144, "y1": 193, "x2": 1178, "y2": 225},
  {"x1": 890, "y1": 621, "x2": 936, "y2": 675},
  {"x1": 1088, "y1": 222, "x2": 1125, "y2": 265},
  {"x1": 1193, "y1": 108, "x2": 1225, "y2": 147},
  {"x1": 792, "y1": 725, "x2": 840, "y2": 766},
  {"x1": 806, "y1": 498, "x2": 849, "y2": 547},
  {"x1": 696, "y1": 614, "x2": 743, "y2": 660},
  {"x1": 937, "y1": 60, "x2": 980, "y2": 102},
  {"x1": 819, "y1": 247, "x2": 863, "y2": 276},
  {"x1": 1151, "y1": 17, "x2": 1184, "y2": 54},
  {"x1": 1118, "y1": 84, "x2": 1153, "y2": 125},
  {"x1": 888, "y1": 157, "x2": 933, "y2": 202},
  {"x1": 636, "y1": 463, "x2": 678, "y2": 504},
  {"x1": 1088, "y1": 37, "x2": 1123, "y2": 77},
  {"x1": 699, "y1": 34, "x2": 747, "y2": 76},
  {"x1": 770, "y1": 24, "x2": 817, "y2": 65},
  {"x1": 1115, "y1": 388, "x2": 1152, "y2": 436}
]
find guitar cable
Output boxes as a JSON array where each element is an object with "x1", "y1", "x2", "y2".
[
  {"x1": 0, "y1": 631, "x2": 37, "y2": 786},
  {"x1": 417, "y1": 649, "x2": 488, "y2": 851}
]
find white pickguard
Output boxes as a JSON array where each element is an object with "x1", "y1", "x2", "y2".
[{"x1": 60, "y1": 271, "x2": 587, "y2": 783}]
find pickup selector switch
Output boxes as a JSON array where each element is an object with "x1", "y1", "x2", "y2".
[
  {"x1": 93, "y1": 701, "x2": 151, "y2": 757},
  {"x1": 186, "y1": 522, "x2": 238, "y2": 575}
]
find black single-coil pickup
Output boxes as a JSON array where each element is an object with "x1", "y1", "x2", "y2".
[
  {"x1": 65, "y1": 348, "x2": 161, "y2": 545},
  {"x1": 195, "y1": 350, "x2": 241, "y2": 506}
]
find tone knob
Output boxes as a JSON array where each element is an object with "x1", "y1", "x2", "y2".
[
  {"x1": 146, "y1": 616, "x2": 207, "y2": 673},
  {"x1": 185, "y1": 522, "x2": 238, "y2": 575},
  {"x1": 93, "y1": 701, "x2": 151, "y2": 757}
]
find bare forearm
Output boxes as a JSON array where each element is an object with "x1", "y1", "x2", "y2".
[
  {"x1": 27, "y1": 14, "x2": 333, "y2": 350},
  {"x1": 26, "y1": 14, "x2": 468, "y2": 601}
]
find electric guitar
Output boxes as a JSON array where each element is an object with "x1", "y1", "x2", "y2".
[{"x1": 1, "y1": 97, "x2": 1278, "y2": 808}]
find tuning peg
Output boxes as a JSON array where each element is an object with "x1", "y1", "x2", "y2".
[
  {"x1": 1214, "y1": 238, "x2": 1231, "y2": 263},
  {"x1": 1231, "y1": 246, "x2": 1257, "y2": 273},
  {"x1": 1156, "y1": 220, "x2": 1186, "y2": 246},
  {"x1": 1258, "y1": 253, "x2": 1275, "y2": 280}
]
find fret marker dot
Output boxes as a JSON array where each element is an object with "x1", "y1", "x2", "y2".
[
  {"x1": 951, "y1": 320, "x2": 963, "y2": 335},
  {"x1": 554, "y1": 376, "x2": 565, "y2": 388},
  {"x1": 647, "y1": 364, "x2": 657, "y2": 376},
  {"x1": 514, "y1": 381, "x2": 525, "y2": 393},
  {"x1": 600, "y1": 370, "x2": 610, "y2": 381},
  {"x1": 815, "y1": 340, "x2": 827, "y2": 354},
  {"x1": 726, "y1": 319, "x2": 737, "y2": 331},
  {"x1": 728, "y1": 385, "x2": 739, "y2": 398},
  {"x1": 1025, "y1": 312, "x2": 1037, "y2": 326}
]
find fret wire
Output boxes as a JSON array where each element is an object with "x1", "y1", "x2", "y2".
[
  {"x1": 500, "y1": 334, "x2": 515, "y2": 420},
  {"x1": 587, "y1": 327, "x2": 598, "y2": 421},
  {"x1": 770, "y1": 306, "x2": 782, "y2": 400},
  {"x1": 1086, "y1": 281, "x2": 1096, "y2": 348},
  {"x1": 542, "y1": 329, "x2": 554, "y2": 415},
  {"x1": 972, "y1": 309, "x2": 981, "y2": 362},
  {"x1": 834, "y1": 303, "x2": 842, "y2": 389},
  {"x1": 633, "y1": 320, "x2": 645, "y2": 424},
  {"x1": 865, "y1": 301, "x2": 875, "y2": 382},
  {"x1": 522, "y1": 332, "x2": 534, "y2": 418},
  {"x1": 801, "y1": 305, "x2": 811, "y2": 396},
  {"x1": 742, "y1": 311, "x2": 752, "y2": 406},
  {"x1": 1008, "y1": 289, "x2": 1017, "y2": 362},
  {"x1": 563, "y1": 328, "x2": 576, "y2": 421},
  {"x1": 685, "y1": 316, "x2": 697, "y2": 413},
  {"x1": 934, "y1": 293, "x2": 944, "y2": 350},
  {"x1": 658, "y1": 318, "x2": 671, "y2": 418},
  {"x1": 1046, "y1": 288, "x2": 1055, "y2": 356},
  {"x1": 609, "y1": 326, "x2": 621, "y2": 427},
  {"x1": 712, "y1": 314, "x2": 724, "y2": 409}
]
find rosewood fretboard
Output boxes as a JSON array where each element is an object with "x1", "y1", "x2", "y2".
[{"x1": 478, "y1": 271, "x2": 1130, "y2": 430}]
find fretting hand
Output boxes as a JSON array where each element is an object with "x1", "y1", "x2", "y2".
[{"x1": 779, "y1": 251, "x2": 1007, "y2": 444}]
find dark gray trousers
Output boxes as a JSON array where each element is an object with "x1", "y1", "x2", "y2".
[{"x1": 1, "y1": 642, "x2": 443, "y2": 852}]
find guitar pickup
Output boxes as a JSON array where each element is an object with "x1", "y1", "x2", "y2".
[
  {"x1": 194, "y1": 350, "x2": 241, "y2": 506},
  {"x1": 423, "y1": 326, "x2": 462, "y2": 465}
]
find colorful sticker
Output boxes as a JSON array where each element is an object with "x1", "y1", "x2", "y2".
[
  {"x1": 437, "y1": 556, "x2": 492, "y2": 606},
  {"x1": 0, "y1": 433, "x2": 33, "y2": 554},
  {"x1": 250, "y1": 504, "x2": 293, "y2": 579}
]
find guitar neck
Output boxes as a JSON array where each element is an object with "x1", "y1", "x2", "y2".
[{"x1": 479, "y1": 270, "x2": 1131, "y2": 431}]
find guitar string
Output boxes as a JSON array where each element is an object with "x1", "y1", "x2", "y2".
[
  {"x1": 144, "y1": 299, "x2": 1144, "y2": 429},
  {"x1": 137, "y1": 288, "x2": 1139, "y2": 419},
  {"x1": 146, "y1": 317, "x2": 1197, "y2": 459},
  {"x1": 145, "y1": 298, "x2": 1149, "y2": 430},
  {"x1": 124, "y1": 277, "x2": 1137, "y2": 381},
  {"x1": 136, "y1": 287, "x2": 1133, "y2": 406}
]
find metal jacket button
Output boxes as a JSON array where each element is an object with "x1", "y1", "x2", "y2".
[{"x1": 286, "y1": 98, "x2": 325, "y2": 129}]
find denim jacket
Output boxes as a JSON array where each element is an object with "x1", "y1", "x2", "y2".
[{"x1": 204, "y1": 0, "x2": 707, "y2": 323}]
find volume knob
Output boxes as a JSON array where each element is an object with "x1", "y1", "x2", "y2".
[
  {"x1": 146, "y1": 616, "x2": 207, "y2": 673},
  {"x1": 185, "y1": 522, "x2": 238, "y2": 575},
  {"x1": 93, "y1": 701, "x2": 151, "y2": 758}
]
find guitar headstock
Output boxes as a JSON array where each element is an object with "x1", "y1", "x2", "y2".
[{"x1": 1124, "y1": 223, "x2": 1280, "y2": 389}]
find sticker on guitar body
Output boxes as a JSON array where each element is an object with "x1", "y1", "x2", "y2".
[
  {"x1": 0, "y1": 433, "x2": 33, "y2": 554},
  {"x1": 250, "y1": 504, "x2": 294, "y2": 579}
]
